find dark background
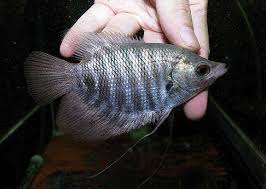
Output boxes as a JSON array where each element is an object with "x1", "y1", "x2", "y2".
[{"x1": 0, "y1": 0, "x2": 265, "y2": 188}]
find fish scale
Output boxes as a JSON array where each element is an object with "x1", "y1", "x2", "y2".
[{"x1": 85, "y1": 45, "x2": 171, "y2": 113}]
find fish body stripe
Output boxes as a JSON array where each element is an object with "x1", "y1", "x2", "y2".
[{"x1": 84, "y1": 45, "x2": 172, "y2": 112}]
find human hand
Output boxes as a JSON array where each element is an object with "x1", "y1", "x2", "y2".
[{"x1": 60, "y1": 0, "x2": 209, "y2": 120}]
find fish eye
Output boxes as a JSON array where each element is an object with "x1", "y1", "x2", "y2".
[{"x1": 196, "y1": 64, "x2": 210, "y2": 77}]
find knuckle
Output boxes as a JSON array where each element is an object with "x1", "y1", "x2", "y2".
[
  {"x1": 189, "y1": 0, "x2": 208, "y2": 14},
  {"x1": 190, "y1": 0, "x2": 208, "y2": 8},
  {"x1": 176, "y1": 1, "x2": 191, "y2": 13},
  {"x1": 146, "y1": 0, "x2": 156, "y2": 7}
]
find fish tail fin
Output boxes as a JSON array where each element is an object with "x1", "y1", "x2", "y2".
[{"x1": 24, "y1": 51, "x2": 76, "y2": 105}]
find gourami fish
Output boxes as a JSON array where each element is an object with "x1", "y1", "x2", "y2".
[{"x1": 24, "y1": 32, "x2": 227, "y2": 141}]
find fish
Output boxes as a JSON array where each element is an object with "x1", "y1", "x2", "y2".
[{"x1": 24, "y1": 32, "x2": 227, "y2": 141}]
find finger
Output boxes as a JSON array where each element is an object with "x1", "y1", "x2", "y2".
[
  {"x1": 190, "y1": 0, "x2": 209, "y2": 58},
  {"x1": 156, "y1": 0, "x2": 200, "y2": 51},
  {"x1": 183, "y1": 0, "x2": 209, "y2": 120},
  {"x1": 102, "y1": 13, "x2": 141, "y2": 35},
  {"x1": 143, "y1": 30, "x2": 167, "y2": 43},
  {"x1": 101, "y1": 0, "x2": 161, "y2": 33},
  {"x1": 60, "y1": 3, "x2": 115, "y2": 57},
  {"x1": 183, "y1": 90, "x2": 208, "y2": 120}
]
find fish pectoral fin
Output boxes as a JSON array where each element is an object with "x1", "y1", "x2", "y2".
[
  {"x1": 155, "y1": 109, "x2": 172, "y2": 128},
  {"x1": 56, "y1": 91, "x2": 171, "y2": 141},
  {"x1": 64, "y1": 32, "x2": 144, "y2": 61}
]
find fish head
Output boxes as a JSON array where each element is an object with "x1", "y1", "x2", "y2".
[{"x1": 171, "y1": 50, "x2": 227, "y2": 94}]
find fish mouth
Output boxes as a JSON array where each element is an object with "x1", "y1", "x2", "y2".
[
  {"x1": 205, "y1": 62, "x2": 227, "y2": 86},
  {"x1": 212, "y1": 63, "x2": 228, "y2": 78}
]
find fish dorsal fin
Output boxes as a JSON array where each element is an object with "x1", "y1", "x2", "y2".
[{"x1": 70, "y1": 32, "x2": 144, "y2": 61}]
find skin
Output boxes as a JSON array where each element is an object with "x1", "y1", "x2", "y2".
[{"x1": 60, "y1": 0, "x2": 209, "y2": 120}]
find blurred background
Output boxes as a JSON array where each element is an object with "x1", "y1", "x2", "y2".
[{"x1": 0, "y1": 0, "x2": 266, "y2": 188}]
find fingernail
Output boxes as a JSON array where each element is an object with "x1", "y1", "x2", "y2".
[{"x1": 180, "y1": 27, "x2": 199, "y2": 49}]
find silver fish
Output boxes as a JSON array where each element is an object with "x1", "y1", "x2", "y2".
[{"x1": 24, "y1": 32, "x2": 227, "y2": 141}]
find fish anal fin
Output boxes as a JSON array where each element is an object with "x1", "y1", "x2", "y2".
[{"x1": 56, "y1": 92, "x2": 170, "y2": 141}]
